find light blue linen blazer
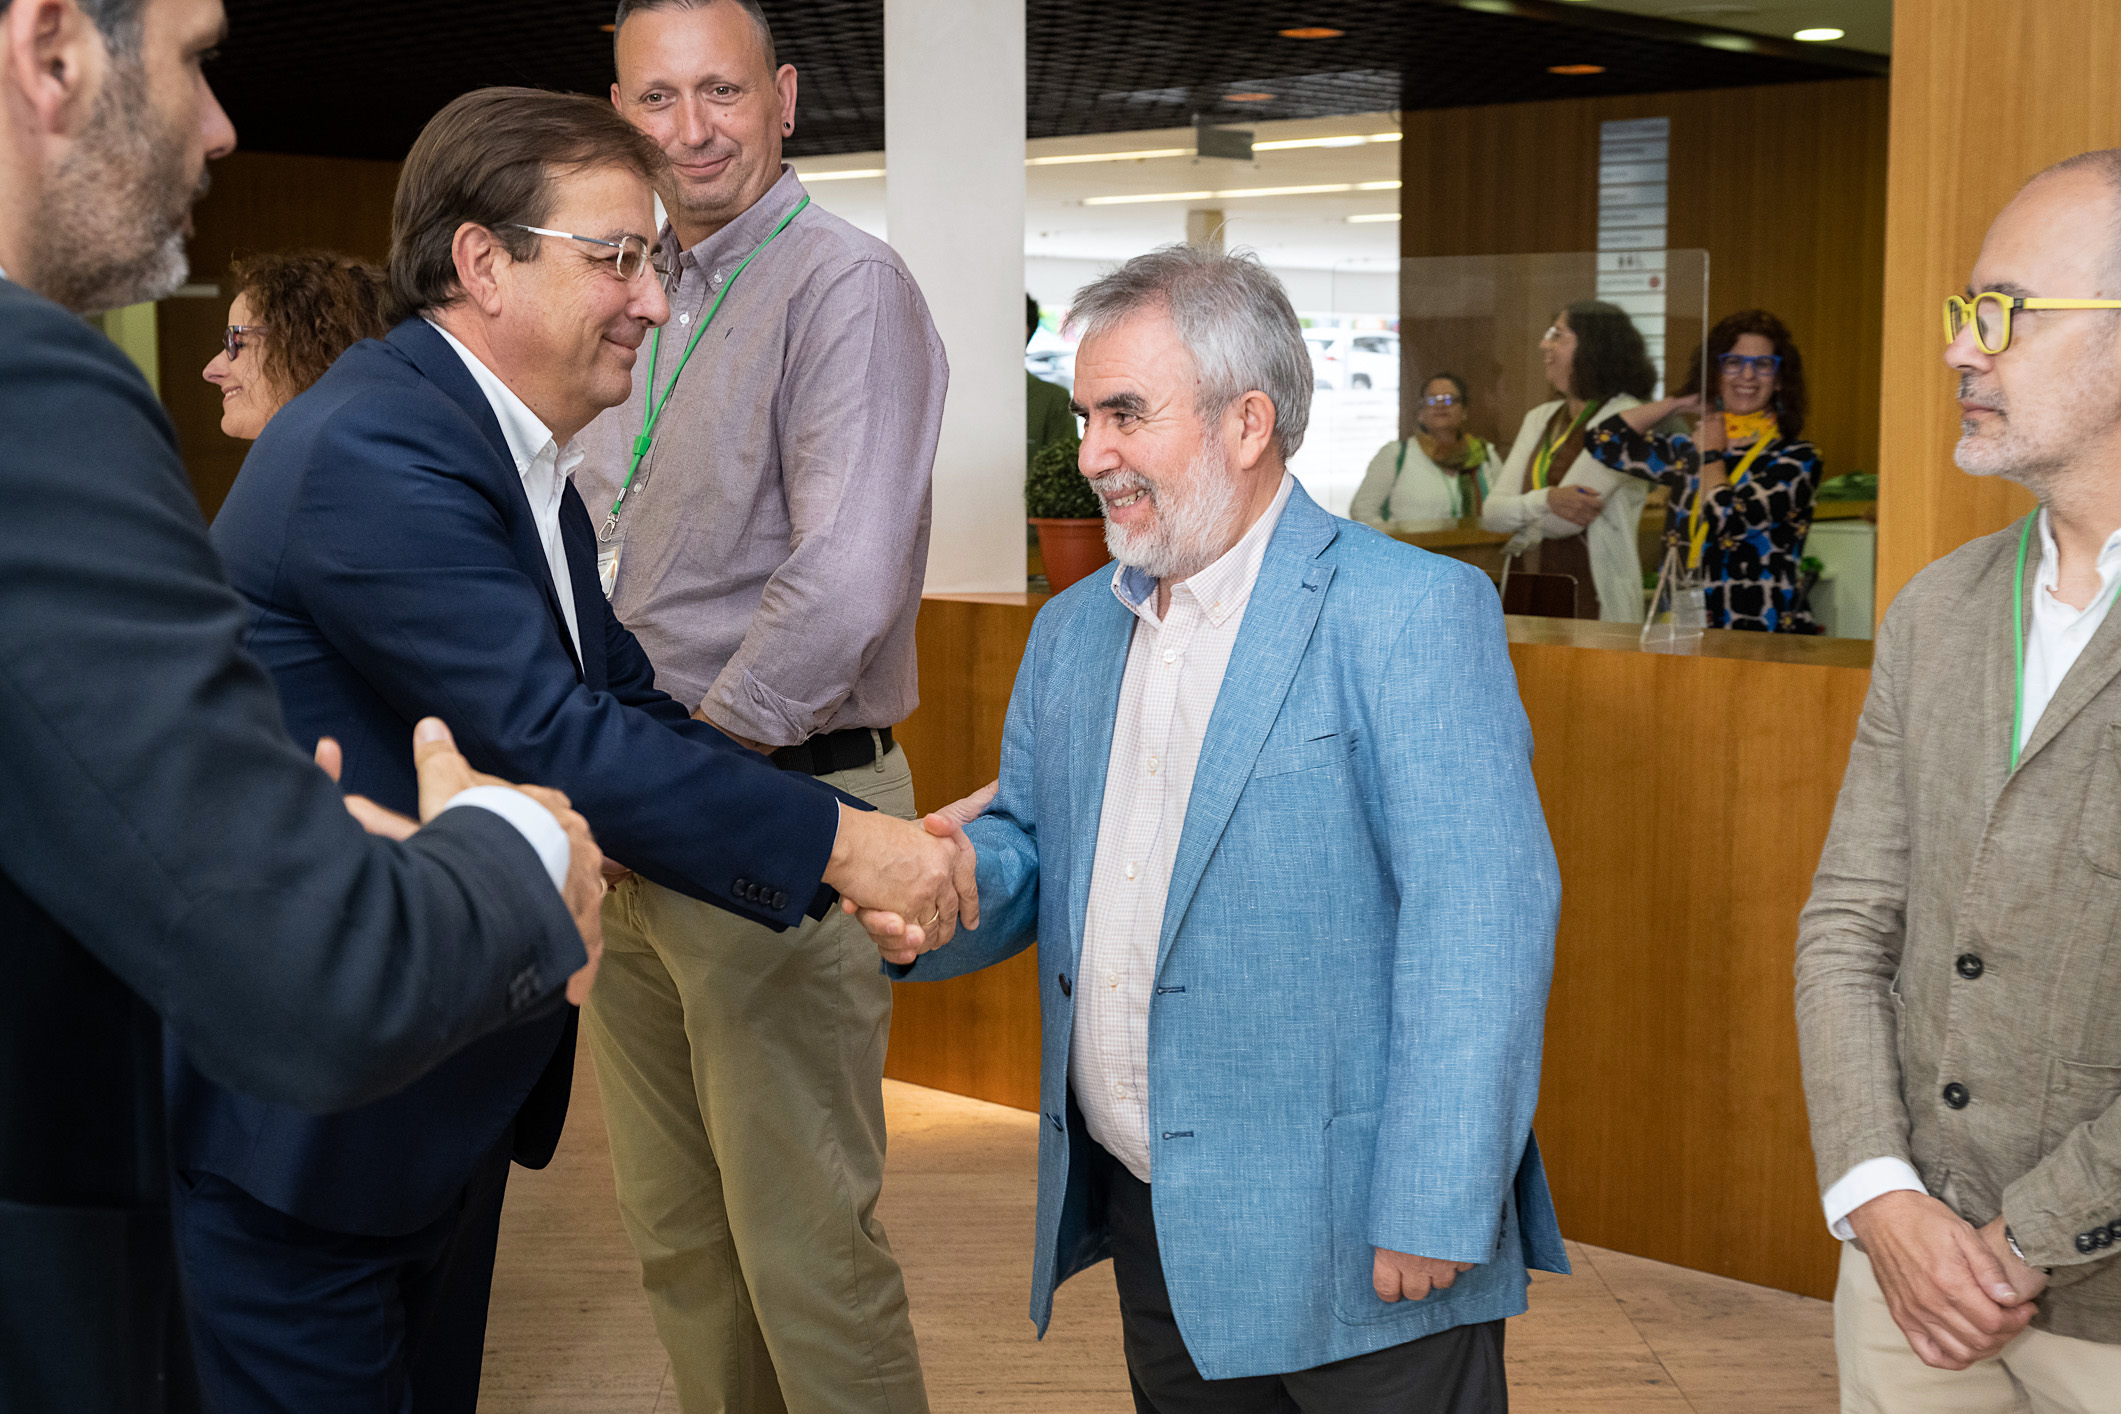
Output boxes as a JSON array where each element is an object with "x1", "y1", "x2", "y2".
[{"x1": 897, "y1": 482, "x2": 1567, "y2": 1378}]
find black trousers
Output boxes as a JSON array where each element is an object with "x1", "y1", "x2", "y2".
[
  {"x1": 1092, "y1": 1141, "x2": 1509, "y2": 1414},
  {"x1": 171, "y1": 1140, "x2": 512, "y2": 1414}
]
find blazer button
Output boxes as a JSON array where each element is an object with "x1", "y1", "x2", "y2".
[
  {"x1": 2098, "y1": 1227, "x2": 2115, "y2": 1250},
  {"x1": 1956, "y1": 954, "x2": 1985, "y2": 980},
  {"x1": 1058, "y1": 973, "x2": 1072, "y2": 996},
  {"x1": 772, "y1": 891, "x2": 787, "y2": 910},
  {"x1": 1942, "y1": 1082, "x2": 1970, "y2": 1109},
  {"x1": 2079, "y1": 1232, "x2": 2100, "y2": 1255}
]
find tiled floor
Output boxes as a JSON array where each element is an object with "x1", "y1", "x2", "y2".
[{"x1": 480, "y1": 1066, "x2": 1837, "y2": 1412}]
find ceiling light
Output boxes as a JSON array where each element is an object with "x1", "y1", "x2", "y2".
[
  {"x1": 1027, "y1": 147, "x2": 1191, "y2": 166},
  {"x1": 1547, "y1": 63, "x2": 1606, "y2": 75},
  {"x1": 1083, "y1": 180, "x2": 1401, "y2": 207},
  {"x1": 1279, "y1": 26, "x2": 1345, "y2": 38},
  {"x1": 1793, "y1": 26, "x2": 1845, "y2": 41},
  {"x1": 1347, "y1": 213, "x2": 1402, "y2": 223},
  {"x1": 794, "y1": 167, "x2": 886, "y2": 182},
  {"x1": 1225, "y1": 92, "x2": 1278, "y2": 102},
  {"x1": 600, "y1": 22, "x2": 615, "y2": 31},
  {"x1": 1254, "y1": 131, "x2": 1401, "y2": 150}
]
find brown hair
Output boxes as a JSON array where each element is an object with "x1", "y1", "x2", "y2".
[
  {"x1": 386, "y1": 87, "x2": 668, "y2": 324},
  {"x1": 1702, "y1": 308, "x2": 1809, "y2": 440},
  {"x1": 227, "y1": 251, "x2": 389, "y2": 399},
  {"x1": 1559, "y1": 299, "x2": 1659, "y2": 404}
]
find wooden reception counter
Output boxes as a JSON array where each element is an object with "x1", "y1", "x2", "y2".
[{"x1": 887, "y1": 590, "x2": 1871, "y2": 1302}]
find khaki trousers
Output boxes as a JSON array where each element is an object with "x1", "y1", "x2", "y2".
[
  {"x1": 585, "y1": 745, "x2": 927, "y2": 1414},
  {"x1": 1837, "y1": 1243, "x2": 2121, "y2": 1414}
]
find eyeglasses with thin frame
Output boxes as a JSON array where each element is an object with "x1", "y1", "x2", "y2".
[
  {"x1": 1717, "y1": 353, "x2": 1782, "y2": 379},
  {"x1": 222, "y1": 325, "x2": 261, "y2": 360},
  {"x1": 1945, "y1": 291, "x2": 2121, "y2": 354},
  {"x1": 504, "y1": 225, "x2": 672, "y2": 288},
  {"x1": 1422, "y1": 392, "x2": 1464, "y2": 407}
]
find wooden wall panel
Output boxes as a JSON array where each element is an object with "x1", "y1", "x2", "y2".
[
  {"x1": 161, "y1": 151, "x2": 401, "y2": 518},
  {"x1": 1518, "y1": 637, "x2": 1868, "y2": 1301},
  {"x1": 1400, "y1": 79, "x2": 1889, "y2": 494},
  {"x1": 1874, "y1": 0, "x2": 2121, "y2": 611},
  {"x1": 884, "y1": 595, "x2": 1049, "y2": 1112}
]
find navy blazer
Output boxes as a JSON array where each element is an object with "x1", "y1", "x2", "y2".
[
  {"x1": 0, "y1": 284, "x2": 584, "y2": 1408},
  {"x1": 174, "y1": 318, "x2": 848, "y2": 1234}
]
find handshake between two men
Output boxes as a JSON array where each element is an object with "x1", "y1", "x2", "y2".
[{"x1": 329, "y1": 717, "x2": 988, "y2": 986}]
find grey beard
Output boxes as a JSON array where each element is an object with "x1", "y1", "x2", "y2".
[
  {"x1": 31, "y1": 58, "x2": 200, "y2": 314},
  {"x1": 1102, "y1": 446, "x2": 1244, "y2": 583}
]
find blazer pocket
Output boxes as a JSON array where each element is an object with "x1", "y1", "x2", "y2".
[
  {"x1": 2078, "y1": 724, "x2": 2121, "y2": 878},
  {"x1": 2038, "y1": 1057, "x2": 2121, "y2": 1154},
  {"x1": 1252, "y1": 731, "x2": 1353, "y2": 781}
]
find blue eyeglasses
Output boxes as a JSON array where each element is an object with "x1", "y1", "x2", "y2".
[{"x1": 1717, "y1": 353, "x2": 1782, "y2": 379}]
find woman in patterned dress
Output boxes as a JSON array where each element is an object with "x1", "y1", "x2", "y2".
[{"x1": 1586, "y1": 309, "x2": 1824, "y2": 633}]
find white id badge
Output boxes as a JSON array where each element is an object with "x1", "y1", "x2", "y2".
[{"x1": 597, "y1": 542, "x2": 622, "y2": 598}]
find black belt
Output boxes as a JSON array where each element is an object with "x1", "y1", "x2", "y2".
[{"x1": 770, "y1": 725, "x2": 893, "y2": 777}]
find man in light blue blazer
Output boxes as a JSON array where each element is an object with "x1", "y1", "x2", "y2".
[{"x1": 877, "y1": 247, "x2": 1566, "y2": 1410}]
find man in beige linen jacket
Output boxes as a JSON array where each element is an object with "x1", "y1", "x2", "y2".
[{"x1": 1797, "y1": 153, "x2": 2121, "y2": 1412}]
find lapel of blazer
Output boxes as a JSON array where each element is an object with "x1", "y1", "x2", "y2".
[
  {"x1": 1154, "y1": 485, "x2": 1339, "y2": 977},
  {"x1": 2018, "y1": 518, "x2": 2121, "y2": 771},
  {"x1": 558, "y1": 485, "x2": 608, "y2": 690},
  {"x1": 387, "y1": 318, "x2": 585, "y2": 680},
  {"x1": 1062, "y1": 578, "x2": 1137, "y2": 977}
]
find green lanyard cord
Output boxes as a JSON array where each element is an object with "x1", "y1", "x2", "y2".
[{"x1": 599, "y1": 194, "x2": 809, "y2": 542}]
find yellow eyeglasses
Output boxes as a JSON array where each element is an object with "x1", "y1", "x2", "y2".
[{"x1": 1945, "y1": 292, "x2": 2121, "y2": 354}]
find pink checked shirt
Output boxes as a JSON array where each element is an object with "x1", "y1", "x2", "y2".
[{"x1": 1071, "y1": 473, "x2": 1295, "y2": 1183}]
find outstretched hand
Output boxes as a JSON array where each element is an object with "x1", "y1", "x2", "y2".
[{"x1": 843, "y1": 779, "x2": 995, "y2": 965}]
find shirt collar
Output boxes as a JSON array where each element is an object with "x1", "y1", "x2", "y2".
[
  {"x1": 2034, "y1": 508, "x2": 2121, "y2": 618},
  {"x1": 666, "y1": 164, "x2": 808, "y2": 276},
  {"x1": 1112, "y1": 472, "x2": 1296, "y2": 628},
  {"x1": 424, "y1": 318, "x2": 565, "y2": 474}
]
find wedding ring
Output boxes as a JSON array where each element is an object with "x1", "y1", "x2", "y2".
[{"x1": 921, "y1": 908, "x2": 943, "y2": 929}]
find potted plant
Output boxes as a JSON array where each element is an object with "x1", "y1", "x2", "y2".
[{"x1": 1026, "y1": 437, "x2": 1109, "y2": 593}]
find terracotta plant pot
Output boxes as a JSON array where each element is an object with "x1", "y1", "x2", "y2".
[{"x1": 1029, "y1": 517, "x2": 1111, "y2": 595}]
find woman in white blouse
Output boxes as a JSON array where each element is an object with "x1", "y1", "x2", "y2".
[
  {"x1": 1349, "y1": 373, "x2": 1500, "y2": 531},
  {"x1": 1482, "y1": 300, "x2": 1656, "y2": 622}
]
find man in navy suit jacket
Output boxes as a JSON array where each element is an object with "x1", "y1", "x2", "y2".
[{"x1": 179, "y1": 88, "x2": 969, "y2": 1412}]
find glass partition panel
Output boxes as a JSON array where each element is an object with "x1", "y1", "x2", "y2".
[{"x1": 1391, "y1": 250, "x2": 1710, "y2": 628}]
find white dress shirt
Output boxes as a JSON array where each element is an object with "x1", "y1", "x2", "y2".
[
  {"x1": 1822, "y1": 509, "x2": 2121, "y2": 1238},
  {"x1": 1071, "y1": 473, "x2": 1295, "y2": 1184},
  {"x1": 425, "y1": 320, "x2": 584, "y2": 660}
]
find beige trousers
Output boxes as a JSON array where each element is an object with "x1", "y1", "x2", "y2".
[
  {"x1": 1837, "y1": 1243, "x2": 2121, "y2": 1414},
  {"x1": 585, "y1": 745, "x2": 927, "y2": 1414}
]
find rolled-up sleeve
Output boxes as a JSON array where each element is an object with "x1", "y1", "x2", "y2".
[{"x1": 702, "y1": 260, "x2": 947, "y2": 746}]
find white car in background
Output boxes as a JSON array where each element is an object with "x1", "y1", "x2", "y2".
[{"x1": 1305, "y1": 330, "x2": 1400, "y2": 391}]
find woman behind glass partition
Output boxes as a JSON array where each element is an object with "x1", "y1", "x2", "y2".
[
  {"x1": 1482, "y1": 300, "x2": 1655, "y2": 622},
  {"x1": 1349, "y1": 373, "x2": 1499, "y2": 531},
  {"x1": 1585, "y1": 309, "x2": 1822, "y2": 633}
]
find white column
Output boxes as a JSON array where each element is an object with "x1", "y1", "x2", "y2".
[{"x1": 886, "y1": 0, "x2": 1026, "y2": 594}]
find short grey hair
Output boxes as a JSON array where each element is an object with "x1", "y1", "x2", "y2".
[
  {"x1": 1068, "y1": 245, "x2": 1312, "y2": 459},
  {"x1": 612, "y1": 0, "x2": 776, "y2": 71}
]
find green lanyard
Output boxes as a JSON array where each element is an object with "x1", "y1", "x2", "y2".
[
  {"x1": 598, "y1": 194, "x2": 809, "y2": 543},
  {"x1": 2008, "y1": 510, "x2": 2121, "y2": 774}
]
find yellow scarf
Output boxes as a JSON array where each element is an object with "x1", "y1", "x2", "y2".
[{"x1": 1687, "y1": 415, "x2": 1779, "y2": 569}]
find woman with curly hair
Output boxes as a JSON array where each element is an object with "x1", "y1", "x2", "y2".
[
  {"x1": 1483, "y1": 299, "x2": 1658, "y2": 621},
  {"x1": 1587, "y1": 309, "x2": 1823, "y2": 633},
  {"x1": 201, "y1": 250, "x2": 389, "y2": 440}
]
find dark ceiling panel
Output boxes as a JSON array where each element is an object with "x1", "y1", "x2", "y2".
[{"x1": 209, "y1": 0, "x2": 1875, "y2": 163}]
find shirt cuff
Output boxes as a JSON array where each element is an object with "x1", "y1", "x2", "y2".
[
  {"x1": 441, "y1": 786, "x2": 569, "y2": 892},
  {"x1": 1823, "y1": 1157, "x2": 1928, "y2": 1240}
]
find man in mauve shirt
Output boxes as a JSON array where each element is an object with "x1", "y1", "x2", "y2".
[{"x1": 576, "y1": 1, "x2": 947, "y2": 1408}]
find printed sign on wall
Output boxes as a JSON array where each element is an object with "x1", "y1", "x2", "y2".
[{"x1": 1597, "y1": 116, "x2": 1669, "y2": 393}]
